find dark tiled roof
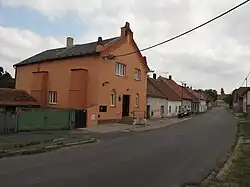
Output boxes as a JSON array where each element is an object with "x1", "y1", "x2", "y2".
[
  {"x1": 14, "y1": 37, "x2": 119, "y2": 67},
  {"x1": 0, "y1": 88, "x2": 39, "y2": 106},
  {"x1": 147, "y1": 78, "x2": 166, "y2": 98},
  {"x1": 185, "y1": 88, "x2": 199, "y2": 102}
]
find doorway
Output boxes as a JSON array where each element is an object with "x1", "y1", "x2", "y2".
[
  {"x1": 122, "y1": 95, "x2": 130, "y2": 116},
  {"x1": 75, "y1": 110, "x2": 87, "y2": 128}
]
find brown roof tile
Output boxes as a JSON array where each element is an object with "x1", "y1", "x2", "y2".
[
  {"x1": 0, "y1": 88, "x2": 39, "y2": 106},
  {"x1": 147, "y1": 78, "x2": 166, "y2": 98}
]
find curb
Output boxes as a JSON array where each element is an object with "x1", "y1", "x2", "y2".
[{"x1": 0, "y1": 138, "x2": 96, "y2": 159}]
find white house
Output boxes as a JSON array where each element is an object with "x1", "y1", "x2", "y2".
[
  {"x1": 147, "y1": 76, "x2": 182, "y2": 118},
  {"x1": 147, "y1": 77, "x2": 168, "y2": 119},
  {"x1": 199, "y1": 93, "x2": 208, "y2": 112}
]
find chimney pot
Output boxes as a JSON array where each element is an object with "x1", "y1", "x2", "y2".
[
  {"x1": 153, "y1": 73, "x2": 157, "y2": 79},
  {"x1": 190, "y1": 86, "x2": 192, "y2": 90},
  {"x1": 66, "y1": 37, "x2": 74, "y2": 49},
  {"x1": 97, "y1": 37, "x2": 103, "y2": 45},
  {"x1": 125, "y1": 22, "x2": 130, "y2": 29},
  {"x1": 169, "y1": 75, "x2": 172, "y2": 80}
]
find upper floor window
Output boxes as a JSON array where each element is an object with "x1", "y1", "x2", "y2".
[
  {"x1": 134, "y1": 69, "x2": 141, "y2": 80},
  {"x1": 115, "y1": 62, "x2": 126, "y2": 77},
  {"x1": 49, "y1": 91, "x2": 57, "y2": 104}
]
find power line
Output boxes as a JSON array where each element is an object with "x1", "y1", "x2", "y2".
[
  {"x1": 115, "y1": 0, "x2": 250, "y2": 58},
  {"x1": 239, "y1": 71, "x2": 250, "y2": 88}
]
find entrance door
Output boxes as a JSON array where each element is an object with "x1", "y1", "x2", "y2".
[
  {"x1": 122, "y1": 95, "x2": 130, "y2": 116},
  {"x1": 75, "y1": 110, "x2": 87, "y2": 128},
  {"x1": 147, "y1": 105, "x2": 150, "y2": 119}
]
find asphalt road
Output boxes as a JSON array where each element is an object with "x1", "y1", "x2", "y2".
[{"x1": 0, "y1": 107, "x2": 237, "y2": 187}]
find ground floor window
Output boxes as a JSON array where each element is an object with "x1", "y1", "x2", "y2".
[
  {"x1": 135, "y1": 93, "x2": 139, "y2": 108},
  {"x1": 169, "y1": 106, "x2": 171, "y2": 113},
  {"x1": 48, "y1": 91, "x2": 57, "y2": 104},
  {"x1": 110, "y1": 93, "x2": 115, "y2": 106}
]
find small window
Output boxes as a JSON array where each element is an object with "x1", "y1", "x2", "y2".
[
  {"x1": 169, "y1": 106, "x2": 171, "y2": 113},
  {"x1": 110, "y1": 93, "x2": 115, "y2": 106},
  {"x1": 135, "y1": 93, "x2": 139, "y2": 108},
  {"x1": 115, "y1": 62, "x2": 126, "y2": 76},
  {"x1": 49, "y1": 91, "x2": 57, "y2": 104},
  {"x1": 134, "y1": 69, "x2": 141, "y2": 80}
]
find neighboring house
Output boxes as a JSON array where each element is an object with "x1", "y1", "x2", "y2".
[
  {"x1": 232, "y1": 87, "x2": 250, "y2": 113},
  {"x1": 0, "y1": 88, "x2": 39, "y2": 112},
  {"x1": 242, "y1": 88, "x2": 250, "y2": 115},
  {"x1": 147, "y1": 76, "x2": 168, "y2": 119},
  {"x1": 185, "y1": 87, "x2": 200, "y2": 113},
  {"x1": 158, "y1": 75, "x2": 193, "y2": 111},
  {"x1": 199, "y1": 93, "x2": 207, "y2": 112},
  {"x1": 201, "y1": 92, "x2": 213, "y2": 110},
  {"x1": 14, "y1": 22, "x2": 150, "y2": 128}
]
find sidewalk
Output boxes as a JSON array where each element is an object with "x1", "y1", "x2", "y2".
[
  {"x1": 0, "y1": 131, "x2": 95, "y2": 159},
  {"x1": 84, "y1": 117, "x2": 192, "y2": 134}
]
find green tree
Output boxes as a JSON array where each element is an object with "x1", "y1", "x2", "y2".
[
  {"x1": 0, "y1": 67, "x2": 15, "y2": 88},
  {"x1": 195, "y1": 89, "x2": 218, "y2": 101},
  {"x1": 221, "y1": 88, "x2": 225, "y2": 95},
  {"x1": 223, "y1": 94, "x2": 233, "y2": 107}
]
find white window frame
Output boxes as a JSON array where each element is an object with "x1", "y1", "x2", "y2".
[
  {"x1": 135, "y1": 93, "x2": 139, "y2": 108},
  {"x1": 49, "y1": 91, "x2": 57, "y2": 104},
  {"x1": 110, "y1": 93, "x2": 116, "y2": 106},
  {"x1": 134, "y1": 69, "x2": 141, "y2": 80},
  {"x1": 115, "y1": 62, "x2": 126, "y2": 77}
]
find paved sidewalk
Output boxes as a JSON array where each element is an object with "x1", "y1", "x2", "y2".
[{"x1": 84, "y1": 117, "x2": 192, "y2": 134}]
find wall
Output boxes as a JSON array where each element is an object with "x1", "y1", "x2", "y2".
[
  {"x1": 167, "y1": 101, "x2": 182, "y2": 117},
  {"x1": 147, "y1": 97, "x2": 167, "y2": 118},
  {"x1": 243, "y1": 94, "x2": 247, "y2": 113},
  {"x1": 96, "y1": 36, "x2": 148, "y2": 121},
  {"x1": 199, "y1": 100, "x2": 207, "y2": 112},
  {"x1": 182, "y1": 100, "x2": 192, "y2": 110},
  {"x1": 15, "y1": 55, "x2": 99, "y2": 110}
]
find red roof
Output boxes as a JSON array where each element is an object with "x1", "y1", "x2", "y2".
[
  {"x1": 0, "y1": 88, "x2": 39, "y2": 106},
  {"x1": 159, "y1": 76, "x2": 192, "y2": 100}
]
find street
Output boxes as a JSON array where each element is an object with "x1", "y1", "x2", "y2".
[{"x1": 0, "y1": 108, "x2": 237, "y2": 187}]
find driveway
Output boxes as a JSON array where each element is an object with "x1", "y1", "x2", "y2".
[{"x1": 0, "y1": 108, "x2": 237, "y2": 187}]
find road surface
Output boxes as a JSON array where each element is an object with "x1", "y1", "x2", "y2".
[{"x1": 0, "y1": 108, "x2": 237, "y2": 187}]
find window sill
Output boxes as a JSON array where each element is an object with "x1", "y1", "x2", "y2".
[
  {"x1": 116, "y1": 74, "x2": 126, "y2": 78},
  {"x1": 134, "y1": 79, "x2": 141, "y2": 81},
  {"x1": 49, "y1": 103, "x2": 57, "y2": 105},
  {"x1": 110, "y1": 105, "x2": 116, "y2": 108}
]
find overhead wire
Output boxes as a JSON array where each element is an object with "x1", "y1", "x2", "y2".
[{"x1": 115, "y1": 0, "x2": 250, "y2": 58}]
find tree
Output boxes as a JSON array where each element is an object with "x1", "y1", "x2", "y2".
[
  {"x1": 223, "y1": 94, "x2": 233, "y2": 107},
  {"x1": 195, "y1": 89, "x2": 218, "y2": 102},
  {"x1": 0, "y1": 67, "x2": 15, "y2": 88},
  {"x1": 221, "y1": 88, "x2": 225, "y2": 95}
]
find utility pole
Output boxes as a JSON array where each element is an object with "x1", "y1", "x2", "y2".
[
  {"x1": 246, "y1": 77, "x2": 248, "y2": 87},
  {"x1": 180, "y1": 81, "x2": 186, "y2": 108}
]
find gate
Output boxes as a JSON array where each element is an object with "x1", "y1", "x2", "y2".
[
  {"x1": 0, "y1": 112, "x2": 17, "y2": 134},
  {"x1": 75, "y1": 110, "x2": 87, "y2": 128}
]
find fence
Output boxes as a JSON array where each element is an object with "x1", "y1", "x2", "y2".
[
  {"x1": 0, "y1": 112, "x2": 17, "y2": 134},
  {"x1": 17, "y1": 108, "x2": 76, "y2": 132},
  {"x1": 0, "y1": 108, "x2": 77, "y2": 133}
]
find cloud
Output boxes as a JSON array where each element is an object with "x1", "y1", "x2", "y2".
[
  {"x1": 0, "y1": 26, "x2": 64, "y2": 74},
  {"x1": 1, "y1": 0, "x2": 250, "y2": 93}
]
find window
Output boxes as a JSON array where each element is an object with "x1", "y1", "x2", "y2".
[
  {"x1": 134, "y1": 69, "x2": 141, "y2": 80},
  {"x1": 49, "y1": 91, "x2": 57, "y2": 104},
  {"x1": 110, "y1": 93, "x2": 115, "y2": 106},
  {"x1": 175, "y1": 106, "x2": 178, "y2": 112},
  {"x1": 115, "y1": 63, "x2": 126, "y2": 76},
  {"x1": 135, "y1": 93, "x2": 139, "y2": 108},
  {"x1": 169, "y1": 106, "x2": 171, "y2": 113}
]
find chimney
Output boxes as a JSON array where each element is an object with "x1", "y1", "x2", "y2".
[
  {"x1": 169, "y1": 75, "x2": 172, "y2": 80},
  {"x1": 66, "y1": 37, "x2": 74, "y2": 49},
  {"x1": 184, "y1": 83, "x2": 187, "y2": 87},
  {"x1": 153, "y1": 73, "x2": 157, "y2": 79},
  {"x1": 190, "y1": 86, "x2": 192, "y2": 90},
  {"x1": 121, "y1": 22, "x2": 133, "y2": 40},
  {"x1": 187, "y1": 86, "x2": 189, "y2": 89},
  {"x1": 143, "y1": 56, "x2": 147, "y2": 63},
  {"x1": 96, "y1": 36, "x2": 104, "y2": 52}
]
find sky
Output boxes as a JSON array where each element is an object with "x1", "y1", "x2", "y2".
[{"x1": 0, "y1": 0, "x2": 250, "y2": 93}]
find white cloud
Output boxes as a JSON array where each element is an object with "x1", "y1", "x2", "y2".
[
  {"x1": 1, "y1": 0, "x2": 250, "y2": 93},
  {"x1": 0, "y1": 26, "x2": 64, "y2": 74}
]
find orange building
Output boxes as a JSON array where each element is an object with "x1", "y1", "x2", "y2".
[{"x1": 14, "y1": 22, "x2": 150, "y2": 127}]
